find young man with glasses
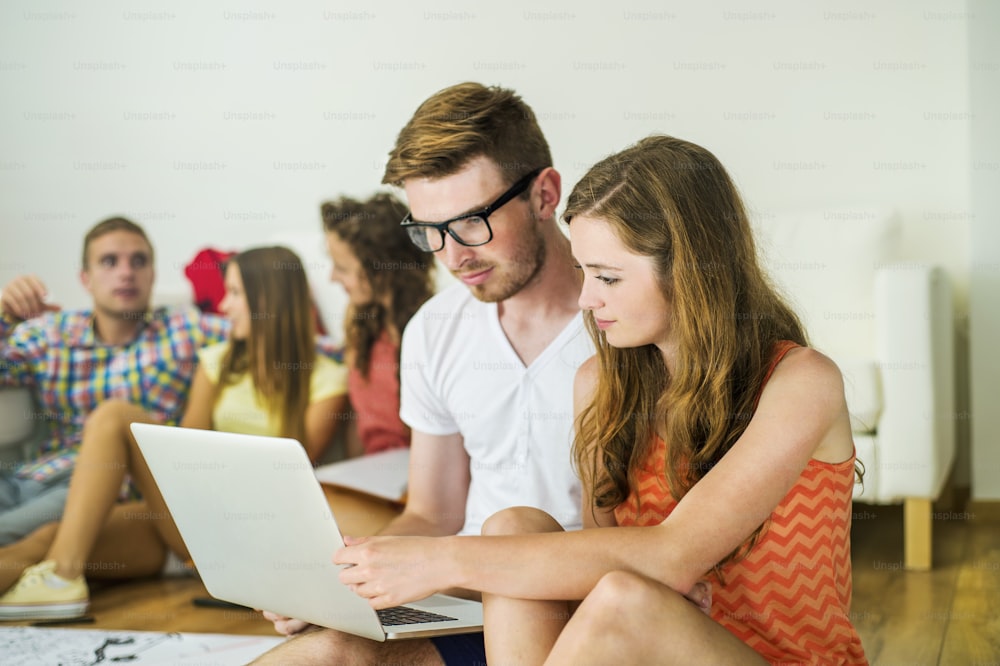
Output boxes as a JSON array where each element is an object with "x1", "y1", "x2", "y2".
[{"x1": 256, "y1": 83, "x2": 592, "y2": 665}]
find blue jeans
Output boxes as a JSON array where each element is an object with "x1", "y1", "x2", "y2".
[
  {"x1": 430, "y1": 633, "x2": 487, "y2": 666},
  {"x1": 0, "y1": 469, "x2": 71, "y2": 545}
]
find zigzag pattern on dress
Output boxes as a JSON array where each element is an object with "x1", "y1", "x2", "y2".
[
  {"x1": 613, "y1": 342, "x2": 868, "y2": 665},
  {"x1": 712, "y1": 458, "x2": 865, "y2": 664}
]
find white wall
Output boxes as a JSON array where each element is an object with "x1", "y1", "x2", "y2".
[
  {"x1": 0, "y1": 2, "x2": 986, "y2": 486},
  {"x1": 968, "y1": 0, "x2": 1000, "y2": 500}
]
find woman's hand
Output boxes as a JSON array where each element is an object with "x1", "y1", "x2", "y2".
[
  {"x1": 260, "y1": 610, "x2": 312, "y2": 636},
  {"x1": 334, "y1": 535, "x2": 450, "y2": 609},
  {"x1": 685, "y1": 579, "x2": 712, "y2": 615}
]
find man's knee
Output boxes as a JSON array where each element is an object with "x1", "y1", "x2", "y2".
[
  {"x1": 481, "y1": 506, "x2": 562, "y2": 536},
  {"x1": 30, "y1": 520, "x2": 59, "y2": 542},
  {"x1": 88, "y1": 399, "x2": 151, "y2": 422},
  {"x1": 83, "y1": 399, "x2": 154, "y2": 437}
]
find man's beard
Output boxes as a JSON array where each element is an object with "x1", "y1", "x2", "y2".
[{"x1": 465, "y1": 226, "x2": 547, "y2": 304}]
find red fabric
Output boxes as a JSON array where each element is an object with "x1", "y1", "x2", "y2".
[{"x1": 184, "y1": 248, "x2": 236, "y2": 314}]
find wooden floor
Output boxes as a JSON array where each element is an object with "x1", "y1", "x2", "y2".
[
  {"x1": 850, "y1": 502, "x2": 1000, "y2": 665},
  {"x1": 3, "y1": 495, "x2": 999, "y2": 665}
]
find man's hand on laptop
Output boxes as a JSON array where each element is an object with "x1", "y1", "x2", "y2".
[
  {"x1": 336, "y1": 535, "x2": 447, "y2": 609},
  {"x1": 261, "y1": 610, "x2": 312, "y2": 636}
]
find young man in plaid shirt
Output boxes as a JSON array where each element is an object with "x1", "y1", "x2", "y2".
[{"x1": 0, "y1": 217, "x2": 229, "y2": 545}]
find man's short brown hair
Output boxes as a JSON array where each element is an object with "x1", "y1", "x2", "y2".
[
  {"x1": 82, "y1": 217, "x2": 153, "y2": 269},
  {"x1": 382, "y1": 82, "x2": 552, "y2": 188}
]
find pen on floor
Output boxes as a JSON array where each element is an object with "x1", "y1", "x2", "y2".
[
  {"x1": 30, "y1": 616, "x2": 96, "y2": 627},
  {"x1": 192, "y1": 596, "x2": 253, "y2": 611}
]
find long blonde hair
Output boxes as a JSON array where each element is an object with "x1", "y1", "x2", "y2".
[
  {"x1": 217, "y1": 246, "x2": 315, "y2": 442},
  {"x1": 565, "y1": 135, "x2": 807, "y2": 573}
]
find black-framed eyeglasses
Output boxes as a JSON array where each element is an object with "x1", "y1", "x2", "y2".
[{"x1": 400, "y1": 167, "x2": 545, "y2": 252}]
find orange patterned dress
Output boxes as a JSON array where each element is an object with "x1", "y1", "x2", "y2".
[{"x1": 614, "y1": 342, "x2": 868, "y2": 665}]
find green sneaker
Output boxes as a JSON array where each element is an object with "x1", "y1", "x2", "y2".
[{"x1": 0, "y1": 560, "x2": 89, "y2": 620}]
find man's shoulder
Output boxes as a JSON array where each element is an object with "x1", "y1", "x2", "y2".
[
  {"x1": 10, "y1": 309, "x2": 90, "y2": 340},
  {"x1": 157, "y1": 306, "x2": 227, "y2": 332},
  {"x1": 32, "y1": 309, "x2": 89, "y2": 326},
  {"x1": 158, "y1": 305, "x2": 207, "y2": 324}
]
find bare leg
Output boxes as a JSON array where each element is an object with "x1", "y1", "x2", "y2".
[
  {"x1": 45, "y1": 400, "x2": 187, "y2": 581},
  {"x1": 480, "y1": 507, "x2": 572, "y2": 666},
  {"x1": 0, "y1": 501, "x2": 169, "y2": 592},
  {"x1": 80, "y1": 502, "x2": 169, "y2": 580},
  {"x1": 544, "y1": 571, "x2": 767, "y2": 666},
  {"x1": 0, "y1": 522, "x2": 58, "y2": 591},
  {"x1": 251, "y1": 626, "x2": 443, "y2": 665}
]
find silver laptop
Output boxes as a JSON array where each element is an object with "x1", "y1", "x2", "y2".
[{"x1": 130, "y1": 423, "x2": 483, "y2": 641}]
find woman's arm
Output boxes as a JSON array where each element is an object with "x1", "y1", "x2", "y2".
[
  {"x1": 179, "y1": 365, "x2": 215, "y2": 430},
  {"x1": 337, "y1": 348, "x2": 852, "y2": 608},
  {"x1": 303, "y1": 393, "x2": 348, "y2": 464},
  {"x1": 342, "y1": 405, "x2": 365, "y2": 459}
]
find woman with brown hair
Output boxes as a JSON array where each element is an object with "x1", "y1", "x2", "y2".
[
  {"x1": 0, "y1": 246, "x2": 347, "y2": 621},
  {"x1": 330, "y1": 136, "x2": 868, "y2": 664},
  {"x1": 320, "y1": 192, "x2": 436, "y2": 457}
]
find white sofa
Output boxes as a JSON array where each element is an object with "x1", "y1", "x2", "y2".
[{"x1": 754, "y1": 205, "x2": 955, "y2": 570}]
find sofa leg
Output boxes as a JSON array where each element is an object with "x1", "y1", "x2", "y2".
[{"x1": 904, "y1": 497, "x2": 932, "y2": 570}]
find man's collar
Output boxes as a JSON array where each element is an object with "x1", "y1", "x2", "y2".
[{"x1": 72, "y1": 308, "x2": 165, "y2": 348}]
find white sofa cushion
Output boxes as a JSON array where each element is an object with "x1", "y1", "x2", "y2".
[
  {"x1": 753, "y1": 205, "x2": 901, "y2": 361},
  {"x1": 851, "y1": 432, "x2": 878, "y2": 500},
  {"x1": 833, "y1": 357, "x2": 881, "y2": 434},
  {"x1": 754, "y1": 205, "x2": 898, "y2": 440},
  {"x1": 0, "y1": 387, "x2": 35, "y2": 447}
]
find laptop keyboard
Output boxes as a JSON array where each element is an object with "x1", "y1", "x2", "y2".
[{"x1": 377, "y1": 605, "x2": 459, "y2": 626}]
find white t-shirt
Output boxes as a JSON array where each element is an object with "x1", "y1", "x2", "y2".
[{"x1": 400, "y1": 284, "x2": 594, "y2": 535}]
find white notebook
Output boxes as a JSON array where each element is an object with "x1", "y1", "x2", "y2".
[{"x1": 314, "y1": 448, "x2": 410, "y2": 503}]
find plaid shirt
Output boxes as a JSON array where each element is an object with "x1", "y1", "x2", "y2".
[{"x1": 0, "y1": 306, "x2": 229, "y2": 482}]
